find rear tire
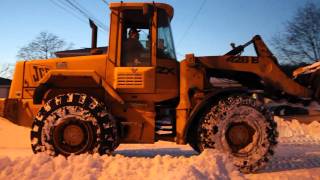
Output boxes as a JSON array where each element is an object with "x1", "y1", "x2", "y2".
[
  {"x1": 30, "y1": 93, "x2": 119, "y2": 156},
  {"x1": 196, "y1": 95, "x2": 278, "y2": 173}
]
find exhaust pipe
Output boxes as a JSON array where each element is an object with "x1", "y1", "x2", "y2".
[{"x1": 89, "y1": 19, "x2": 99, "y2": 54}]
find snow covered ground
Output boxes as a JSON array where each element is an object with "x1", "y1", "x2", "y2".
[{"x1": 0, "y1": 116, "x2": 320, "y2": 180}]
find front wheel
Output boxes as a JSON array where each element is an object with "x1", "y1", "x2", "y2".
[
  {"x1": 30, "y1": 93, "x2": 119, "y2": 156},
  {"x1": 196, "y1": 95, "x2": 278, "y2": 173}
]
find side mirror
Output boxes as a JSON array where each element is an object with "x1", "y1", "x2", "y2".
[{"x1": 143, "y1": 4, "x2": 153, "y2": 16}]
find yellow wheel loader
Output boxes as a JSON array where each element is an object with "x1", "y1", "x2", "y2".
[{"x1": 0, "y1": 2, "x2": 319, "y2": 173}]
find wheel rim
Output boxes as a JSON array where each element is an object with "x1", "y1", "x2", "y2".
[
  {"x1": 226, "y1": 122, "x2": 255, "y2": 153},
  {"x1": 53, "y1": 117, "x2": 95, "y2": 155},
  {"x1": 63, "y1": 124, "x2": 84, "y2": 146},
  {"x1": 222, "y1": 106, "x2": 263, "y2": 156}
]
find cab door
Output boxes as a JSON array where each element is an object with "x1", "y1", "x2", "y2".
[{"x1": 113, "y1": 9, "x2": 156, "y2": 94}]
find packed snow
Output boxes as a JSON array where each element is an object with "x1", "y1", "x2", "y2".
[
  {"x1": 0, "y1": 116, "x2": 320, "y2": 179},
  {"x1": 0, "y1": 150, "x2": 244, "y2": 180}
]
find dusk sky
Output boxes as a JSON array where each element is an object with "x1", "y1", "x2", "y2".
[{"x1": 0, "y1": 0, "x2": 319, "y2": 63}]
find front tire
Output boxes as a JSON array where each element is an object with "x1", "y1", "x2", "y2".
[
  {"x1": 30, "y1": 93, "x2": 119, "y2": 156},
  {"x1": 196, "y1": 95, "x2": 278, "y2": 173}
]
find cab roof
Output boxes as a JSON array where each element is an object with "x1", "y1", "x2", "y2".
[{"x1": 109, "y1": 2, "x2": 174, "y2": 20}]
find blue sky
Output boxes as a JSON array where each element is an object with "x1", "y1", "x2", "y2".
[{"x1": 0, "y1": 0, "x2": 318, "y2": 63}]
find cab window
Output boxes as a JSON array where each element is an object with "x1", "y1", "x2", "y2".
[
  {"x1": 157, "y1": 9, "x2": 176, "y2": 60},
  {"x1": 121, "y1": 10, "x2": 151, "y2": 67}
]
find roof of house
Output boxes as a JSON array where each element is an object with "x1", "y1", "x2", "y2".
[
  {"x1": 0, "y1": 77, "x2": 11, "y2": 85},
  {"x1": 55, "y1": 47, "x2": 108, "y2": 58}
]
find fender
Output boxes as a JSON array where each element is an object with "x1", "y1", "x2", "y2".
[
  {"x1": 33, "y1": 69, "x2": 124, "y2": 105},
  {"x1": 184, "y1": 87, "x2": 250, "y2": 142}
]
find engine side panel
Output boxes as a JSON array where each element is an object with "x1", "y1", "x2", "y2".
[{"x1": 23, "y1": 55, "x2": 107, "y2": 91}]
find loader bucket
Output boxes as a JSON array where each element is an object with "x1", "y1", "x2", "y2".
[
  {"x1": 0, "y1": 98, "x2": 6, "y2": 118},
  {"x1": 0, "y1": 98, "x2": 35, "y2": 128},
  {"x1": 0, "y1": 98, "x2": 18, "y2": 123}
]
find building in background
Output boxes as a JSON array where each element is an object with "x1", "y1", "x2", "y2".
[{"x1": 0, "y1": 77, "x2": 11, "y2": 98}]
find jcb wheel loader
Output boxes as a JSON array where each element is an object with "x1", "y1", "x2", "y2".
[{"x1": 0, "y1": 2, "x2": 319, "y2": 173}]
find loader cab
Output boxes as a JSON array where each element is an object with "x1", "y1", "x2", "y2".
[
  {"x1": 121, "y1": 10, "x2": 152, "y2": 67},
  {"x1": 107, "y1": 3, "x2": 178, "y2": 101}
]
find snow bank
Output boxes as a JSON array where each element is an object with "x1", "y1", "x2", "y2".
[
  {"x1": 275, "y1": 116, "x2": 320, "y2": 141},
  {"x1": 0, "y1": 150, "x2": 244, "y2": 180},
  {"x1": 0, "y1": 118, "x2": 30, "y2": 148},
  {"x1": 0, "y1": 118, "x2": 244, "y2": 179},
  {"x1": 1, "y1": 116, "x2": 320, "y2": 179}
]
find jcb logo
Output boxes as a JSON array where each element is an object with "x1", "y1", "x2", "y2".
[
  {"x1": 227, "y1": 57, "x2": 259, "y2": 64},
  {"x1": 32, "y1": 65, "x2": 50, "y2": 82}
]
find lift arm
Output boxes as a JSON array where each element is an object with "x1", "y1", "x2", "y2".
[{"x1": 197, "y1": 35, "x2": 313, "y2": 98}]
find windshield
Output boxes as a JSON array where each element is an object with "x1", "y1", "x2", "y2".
[{"x1": 157, "y1": 9, "x2": 176, "y2": 60}]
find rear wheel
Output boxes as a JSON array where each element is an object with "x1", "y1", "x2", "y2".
[
  {"x1": 30, "y1": 93, "x2": 119, "y2": 156},
  {"x1": 196, "y1": 95, "x2": 278, "y2": 173}
]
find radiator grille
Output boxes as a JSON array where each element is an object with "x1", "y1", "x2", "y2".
[{"x1": 116, "y1": 73, "x2": 143, "y2": 88}]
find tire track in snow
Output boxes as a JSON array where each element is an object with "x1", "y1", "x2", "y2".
[{"x1": 259, "y1": 140, "x2": 320, "y2": 173}]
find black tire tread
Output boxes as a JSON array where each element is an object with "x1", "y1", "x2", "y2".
[{"x1": 30, "y1": 93, "x2": 119, "y2": 156}]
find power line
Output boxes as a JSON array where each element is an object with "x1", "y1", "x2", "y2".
[
  {"x1": 66, "y1": 0, "x2": 107, "y2": 31},
  {"x1": 70, "y1": 0, "x2": 106, "y2": 28},
  {"x1": 49, "y1": 0, "x2": 88, "y2": 24},
  {"x1": 176, "y1": 0, "x2": 207, "y2": 47},
  {"x1": 63, "y1": 0, "x2": 108, "y2": 32},
  {"x1": 101, "y1": 0, "x2": 109, "y2": 6},
  {"x1": 50, "y1": 0, "x2": 108, "y2": 33}
]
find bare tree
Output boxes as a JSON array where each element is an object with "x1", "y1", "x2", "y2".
[
  {"x1": 17, "y1": 31, "x2": 72, "y2": 60},
  {"x1": 272, "y1": 2, "x2": 320, "y2": 64},
  {"x1": 0, "y1": 63, "x2": 14, "y2": 79}
]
